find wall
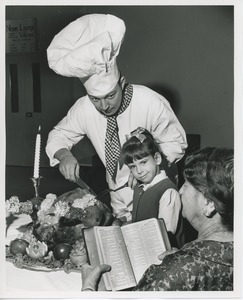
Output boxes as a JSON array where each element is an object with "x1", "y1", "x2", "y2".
[
  {"x1": 92, "y1": 5, "x2": 233, "y2": 148},
  {"x1": 6, "y1": 5, "x2": 234, "y2": 167}
]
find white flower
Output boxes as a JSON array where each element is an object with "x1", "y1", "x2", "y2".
[
  {"x1": 54, "y1": 201, "x2": 70, "y2": 217},
  {"x1": 39, "y1": 196, "x2": 56, "y2": 212},
  {"x1": 46, "y1": 193, "x2": 57, "y2": 201},
  {"x1": 5, "y1": 196, "x2": 21, "y2": 214},
  {"x1": 36, "y1": 194, "x2": 68, "y2": 226},
  {"x1": 72, "y1": 194, "x2": 96, "y2": 209}
]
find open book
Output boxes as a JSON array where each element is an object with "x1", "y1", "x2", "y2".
[{"x1": 83, "y1": 218, "x2": 171, "y2": 291}]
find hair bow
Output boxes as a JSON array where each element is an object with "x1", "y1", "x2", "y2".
[{"x1": 125, "y1": 127, "x2": 147, "y2": 143}]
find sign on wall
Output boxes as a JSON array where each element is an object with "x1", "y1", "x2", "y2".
[{"x1": 6, "y1": 18, "x2": 37, "y2": 53}]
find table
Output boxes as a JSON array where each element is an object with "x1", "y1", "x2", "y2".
[{"x1": 4, "y1": 213, "x2": 85, "y2": 298}]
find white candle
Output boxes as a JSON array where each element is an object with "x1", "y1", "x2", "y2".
[{"x1": 33, "y1": 126, "x2": 41, "y2": 178}]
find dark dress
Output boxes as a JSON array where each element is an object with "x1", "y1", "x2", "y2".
[
  {"x1": 133, "y1": 240, "x2": 233, "y2": 291},
  {"x1": 132, "y1": 178, "x2": 184, "y2": 248},
  {"x1": 132, "y1": 178, "x2": 178, "y2": 222}
]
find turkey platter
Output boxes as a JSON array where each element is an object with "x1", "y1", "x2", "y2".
[{"x1": 5, "y1": 188, "x2": 114, "y2": 272}]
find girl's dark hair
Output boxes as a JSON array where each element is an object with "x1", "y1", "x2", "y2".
[
  {"x1": 121, "y1": 129, "x2": 161, "y2": 165},
  {"x1": 184, "y1": 147, "x2": 234, "y2": 228}
]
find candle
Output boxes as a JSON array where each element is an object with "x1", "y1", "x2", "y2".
[{"x1": 33, "y1": 126, "x2": 41, "y2": 178}]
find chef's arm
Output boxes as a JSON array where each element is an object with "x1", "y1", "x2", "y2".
[
  {"x1": 150, "y1": 96, "x2": 188, "y2": 164},
  {"x1": 54, "y1": 148, "x2": 80, "y2": 182}
]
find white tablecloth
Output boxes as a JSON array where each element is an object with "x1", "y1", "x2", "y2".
[{"x1": 4, "y1": 214, "x2": 86, "y2": 298}]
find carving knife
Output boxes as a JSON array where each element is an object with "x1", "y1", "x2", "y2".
[{"x1": 75, "y1": 175, "x2": 96, "y2": 196}]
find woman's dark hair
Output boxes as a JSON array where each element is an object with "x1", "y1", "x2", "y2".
[
  {"x1": 183, "y1": 147, "x2": 234, "y2": 228},
  {"x1": 121, "y1": 129, "x2": 161, "y2": 165}
]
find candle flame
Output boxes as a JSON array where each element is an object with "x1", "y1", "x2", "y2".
[{"x1": 38, "y1": 125, "x2": 41, "y2": 132}]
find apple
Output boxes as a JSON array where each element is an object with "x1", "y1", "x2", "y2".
[
  {"x1": 53, "y1": 243, "x2": 72, "y2": 260},
  {"x1": 10, "y1": 238, "x2": 29, "y2": 255}
]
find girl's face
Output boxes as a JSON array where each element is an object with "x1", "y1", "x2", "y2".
[{"x1": 127, "y1": 153, "x2": 161, "y2": 184}]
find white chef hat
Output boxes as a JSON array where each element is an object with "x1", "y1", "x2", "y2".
[{"x1": 47, "y1": 14, "x2": 126, "y2": 96}]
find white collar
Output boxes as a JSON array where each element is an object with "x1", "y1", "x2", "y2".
[{"x1": 140, "y1": 170, "x2": 168, "y2": 191}]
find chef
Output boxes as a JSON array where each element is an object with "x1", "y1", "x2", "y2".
[{"x1": 45, "y1": 13, "x2": 187, "y2": 225}]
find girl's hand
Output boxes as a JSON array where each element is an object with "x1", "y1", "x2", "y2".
[{"x1": 111, "y1": 216, "x2": 127, "y2": 226}]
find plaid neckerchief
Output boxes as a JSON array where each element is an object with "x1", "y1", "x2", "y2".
[{"x1": 104, "y1": 83, "x2": 133, "y2": 183}]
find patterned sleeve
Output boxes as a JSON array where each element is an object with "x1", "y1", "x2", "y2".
[{"x1": 133, "y1": 241, "x2": 233, "y2": 291}]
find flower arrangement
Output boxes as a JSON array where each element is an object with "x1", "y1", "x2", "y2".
[{"x1": 5, "y1": 188, "x2": 114, "y2": 272}]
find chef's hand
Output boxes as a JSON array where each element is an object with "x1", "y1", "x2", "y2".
[
  {"x1": 158, "y1": 248, "x2": 178, "y2": 261},
  {"x1": 81, "y1": 263, "x2": 111, "y2": 291},
  {"x1": 54, "y1": 148, "x2": 80, "y2": 182},
  {"x1": 128, "y1": 171, "x2": 137, "y2": 189}
]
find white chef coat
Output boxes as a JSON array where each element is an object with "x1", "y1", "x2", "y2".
[
  {"x1": 139, "y1": 170, "x2": 181, "y2": 234},
  {"x1": 46, "y1": 84, "x2": 187, "y2": 220}
]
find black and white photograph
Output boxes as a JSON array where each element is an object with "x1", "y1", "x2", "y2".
[{"x1": 0, "y1": 0, "x2": 242, "y2": 299}]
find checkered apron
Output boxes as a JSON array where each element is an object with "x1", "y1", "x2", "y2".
[{"x1": 104, "y1": 84, "x2": 133, "y2": 183}]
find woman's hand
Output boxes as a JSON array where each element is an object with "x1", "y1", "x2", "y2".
[
  {"x1": 81, "y1": 263, "x2": 111, "y2": 291},
  {"x1": 158, "y1": 248, "x2": 178, "y2": 261}
]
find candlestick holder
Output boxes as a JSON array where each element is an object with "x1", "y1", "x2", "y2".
[{"x1": 30, "y1": 176, "x2": 43, "y2": 198}]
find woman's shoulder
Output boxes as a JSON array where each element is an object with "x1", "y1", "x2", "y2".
[
  {"x1": 186, "y1": 239, "x2": 233, "y2": 248},
  {"x1": 182, "y1": 239, "x2": 233, "y2": 252},
  {"x1": 179, "y1": 240, "x2": 233, "y2": 265},
  {"x1": 165, "y1": 240, "x2": 233, "y2": 261}
]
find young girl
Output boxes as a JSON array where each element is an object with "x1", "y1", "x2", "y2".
[{"x1": 121, "y1": 127, "x2": 184, "y2": 248}]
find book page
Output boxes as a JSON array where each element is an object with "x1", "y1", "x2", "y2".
[
  {"x1": 121, "y1": 218, "x2": 167, "y2": 283},
  {"x1": 95, "y1": 226, "x2": 136, "y2": 291}
]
